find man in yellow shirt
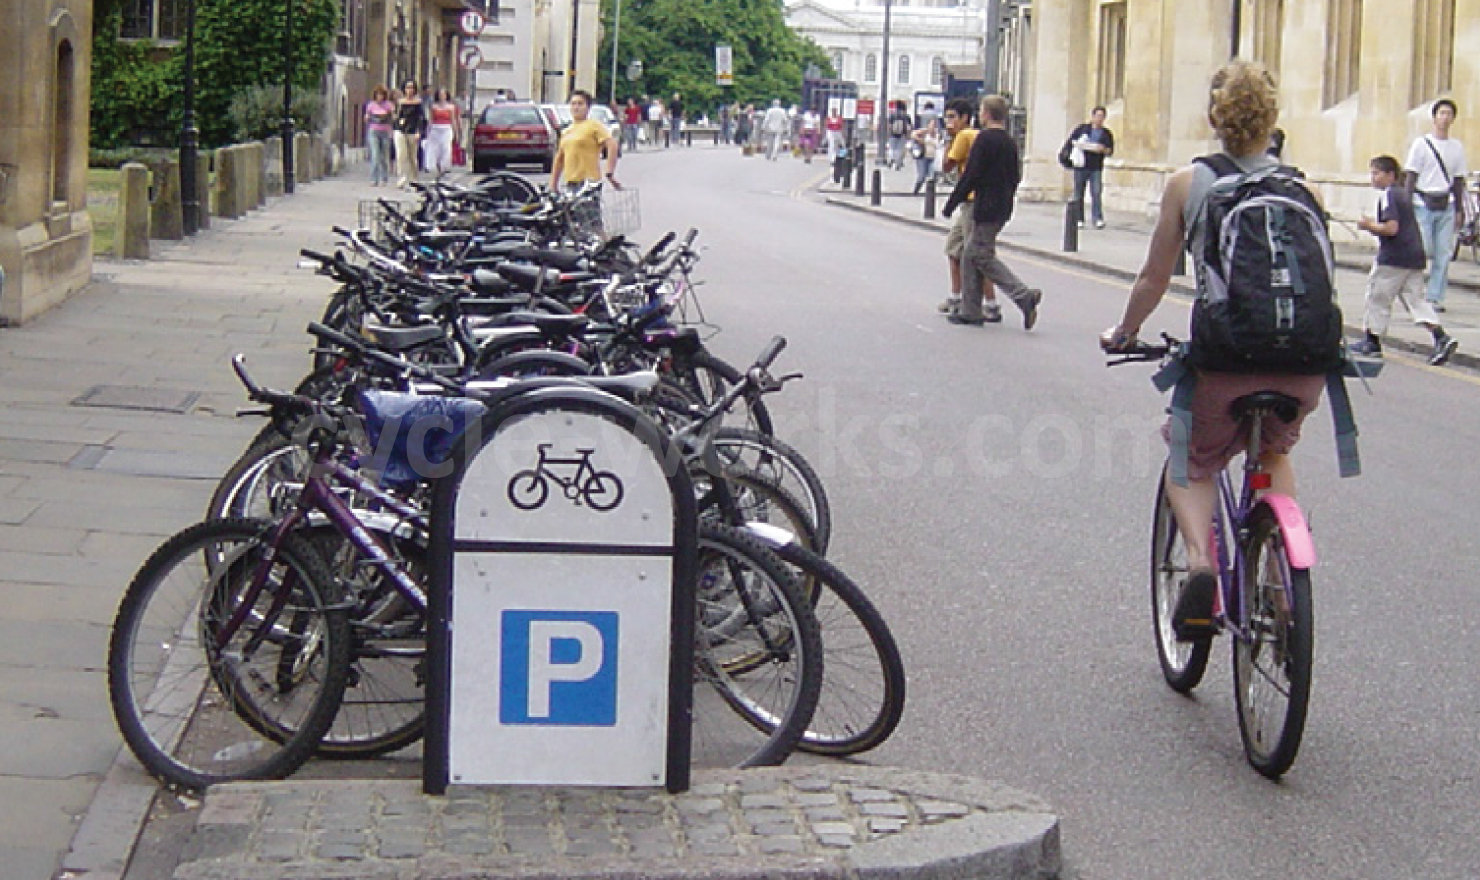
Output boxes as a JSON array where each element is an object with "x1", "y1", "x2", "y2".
[
  {"x1": 937, "y1": 97, "x2": 998, "y2": 320},
  {"x1": 551, "y1": 90, "x2": 621, "y2": 190}
]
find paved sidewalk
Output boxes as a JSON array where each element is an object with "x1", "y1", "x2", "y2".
[{"x1": 825, "y1": 160, "x2": 1480, "y2": 369}]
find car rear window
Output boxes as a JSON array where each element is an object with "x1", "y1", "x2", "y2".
[{"x1": 481, "y1": 105, "x2": 543, "y2": 126}]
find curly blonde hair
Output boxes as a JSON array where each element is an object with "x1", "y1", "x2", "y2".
[{"x1": 1208, "y1": 61, "x2": 1278, "y2": 156}]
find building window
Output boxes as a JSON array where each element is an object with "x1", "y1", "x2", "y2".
[
  {"x1": 865, "y1": 53, "x2": 877, "y2": 83},
  {"x1": 1096, "y1": 0, "x2": 1126, "y2": 105},
  {"x1": 897, "y1": 54, "x2": 910, "y2": 85},
  {"x1": 1250, "y1": 0, "x2": 1283, "y2": 76},
  {"x1": 831, "y1": 50, "x2": 844, "y2": 78},
  {"x1": 931, "y1": 56, "x2": 944, "y2": 86},
  {"x1": 1323, "y1": 0, "x2": 1362, "y2": 107},
  {"x1": 1411, "y1": 0, "x2": 1454, "y2": 105},
  {"x1": 337, "y1": 0, "x2": 368, "y2": 58},
  {"x1": 120, "y1": 0, "x2": 186, "y2": 40},
  {"x1": 53, "y1": 40, "x2": 75, "y2": 203}
]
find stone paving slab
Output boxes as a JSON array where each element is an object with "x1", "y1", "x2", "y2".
[{"x1": 169, "y1": 767, "x2": 1059, "y2": 880}]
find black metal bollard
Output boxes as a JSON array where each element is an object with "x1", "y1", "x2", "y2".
[
  {"x1": 685, "y1": 130, "x2": 692, "y2": 147},
  {"x1": 924, "y1": 177, "x2": 936, "y2": 219},
  {"x1": 854, "y1": 145, "x2": 867, "y2": 196},
  {"x1": 1063, "y1": 199, "x2": 1082, "y2": 252},
  {"x1": 871, "y1": 169, "x2": 882, "y2": 207}
]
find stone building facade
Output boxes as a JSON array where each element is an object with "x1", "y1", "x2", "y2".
[
  {"x1": 785, "y1": 0, "x2": 986, "y2": 111},
  {"x1": 0, "y1": 0, "x2": 93, "y2": 325},
  {"x1": 1021, "y1": 0, "x2": 1480, "y2": 238}
]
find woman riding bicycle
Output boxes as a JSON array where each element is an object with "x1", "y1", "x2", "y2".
[{"x1": 1100, "y1": 61, "x2": 1328, "y2": 640}]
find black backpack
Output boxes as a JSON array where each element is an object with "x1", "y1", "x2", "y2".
[
  {"x1": 1185, "y1": 154, "x2": 1344, "y2": 375},
  {"x1": 889, "y1": 114, "x2": 907, "y2": 137}
]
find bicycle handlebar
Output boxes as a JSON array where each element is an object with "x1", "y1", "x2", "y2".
[{"x1": 1104, "y1": 332, "x2": 1179, "y2": 366}]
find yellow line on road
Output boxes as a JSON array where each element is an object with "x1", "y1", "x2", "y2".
[{"x1": 791, "y1": 168, "x2": 832, "y2": 200}]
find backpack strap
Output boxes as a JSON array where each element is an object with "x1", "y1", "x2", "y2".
[
  {"x1": 1151, "y1": 355, "x2": 1196, "y2": 487},
  {"x1": 1326, "y1": 369, "x2": 1361, "y2": 478}
]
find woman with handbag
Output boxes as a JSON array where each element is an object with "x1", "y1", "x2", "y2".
[
  {"x1": 364, "y1": 86, "x2": 395, "y2": 186},
  {"x1": 423, "y1": 89, "x2": 461, "y2": 175},
  {"x1": 1403, "y1": 99, "x2": 1468, "y2": 311},
  {"x1": 393, "y1": 81, "x2": 426, "y2": 188}
]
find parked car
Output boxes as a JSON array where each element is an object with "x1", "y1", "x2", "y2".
[{"x1": 472, "y1": 101, "x2": 554, "y2": 173}]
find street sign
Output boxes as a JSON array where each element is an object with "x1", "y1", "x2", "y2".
[
  {"x1": 460, "y1": 9, "x2": 485, "y2": 37},
  {"x1": 459, "y1": 43, "x2": 483, "y2": 70},
  {"x1": 715, "y1": 44, "x2": 733, "y2": 87},
  {"x1": 856, "y1": 98, "x2": 875, "y2": 118}
]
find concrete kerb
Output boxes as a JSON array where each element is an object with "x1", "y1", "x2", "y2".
[
  {"x1": 166, "y1": 766, "x2": 1059, "y2": 880},
  {"x1": 824, "y1": 195, "x2": 1480, "y2": 373}
]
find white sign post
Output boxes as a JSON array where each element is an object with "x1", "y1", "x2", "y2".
[
  {"x1": 715, "y1": 44, "x2": 733, "y2": 87},
  {"x1": 426, "y1": 388, "x2": 695, "y2": 793}
]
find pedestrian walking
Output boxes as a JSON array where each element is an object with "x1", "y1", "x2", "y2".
[
  {"x1": 1353, "y1": 154, "x2": 1459, "y2": 365},
  {"x1": 622, "y1": 98, "x2": 642, "y2": 153},
  {"x1": 910, "y1": 117, "x2": 939, "y2": 194},
  {"x1": 550, "y1": 90, "x2": 620, "y2": 235},
  {"x1": 762, "y1": 100, "x2": 789, "y2": 161},
  {"x1": 936, "y1": 97, "x2": 998, "y2": 321},
  {"x1": 719, "y1": 103, "x2": 732, "y2": 144},
  {"x1": 421, "y1": 88, "x2": 461, "y2": 175},
  {"x1": 669, "y1": 93, "x2": 685, "y2": 146},
  {"x1": 1404, "y1": 98, "x2": 1468, "y2": 311},
  {"x1": 1063, "y1": 107, "x2": 1115, "y2": 228},
  {"x1": 392, "y1": 81, "x2": 425, "y2": 188},
  {"x1": 364, "y1": 85, "x2": 395, "y2": 186},
  {"x1": 799, "y1": 109, "x2": 820, "y2": 163},
  {"x1": 886, "y1": 101, "x2": 911, "y2": 169},
  {"x1": 941, "y1": 95, "x2": 1041, "y2": 328},
  {"x1": 824, "y1": 109, "x2": 845, "y2": 160},
  {"x1": 647, "y1": 98, "x2": 665, "y2": 149}
]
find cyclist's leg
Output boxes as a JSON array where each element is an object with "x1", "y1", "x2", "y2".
[{"x1": 1163, "y1": 471, "x2": 1217, "y2": 573}]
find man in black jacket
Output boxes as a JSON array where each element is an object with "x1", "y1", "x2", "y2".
[
  {"x1": 942, "y1": 95, "x2": 1042, "y2": 329},
  {"x1": 1064, "y1": 106, "x2": 1114, "y2": 228}
]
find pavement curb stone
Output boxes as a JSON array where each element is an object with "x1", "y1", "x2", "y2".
[{"x1": 169, "y1": 767, "x2": 1060, "y2": 880}]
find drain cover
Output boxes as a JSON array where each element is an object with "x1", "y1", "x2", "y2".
[{"x1": 72, "y1": 385, "x2": 200, "y2": 414}]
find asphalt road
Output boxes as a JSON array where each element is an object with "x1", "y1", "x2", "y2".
[{"x1": 618, "y1": 144, "x2": 1480, "y2": 880}]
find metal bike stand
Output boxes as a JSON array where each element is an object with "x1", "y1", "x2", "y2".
[{"x1": 425, "y1": 386, "x2": 697, "y2": 794}]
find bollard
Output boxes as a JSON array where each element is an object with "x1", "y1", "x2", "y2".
[
  {"x1": 149, "y1": 159, "x2": 184, "y2": 240},
  {"x1": 195, "y1": 153, "x2": 211, "y2": 230},
  {"x1": 685, "y1": 130, "x2": 692, "y2": 147},
  {"x1": 870, "y1": 169, "x2": 882, "y2": 207},
  {"x1": 215, "y1": 146, "x2": 241, "y2": 219},
  {"x1": 1063, "y1": 199, "x2": 1081, "y2": 252},
  {"x1": 854, "y1": 150, "x2": 866, "y2": 195},
  {"x1": 116, "y1": 163, "x2": 151, "y2": 259},
  {"x1": 924, "y1": 177, "x2": 936, "y2": 219},
  {"x1": 263, "y1": 137, "x2": 284, "y2": 197}
]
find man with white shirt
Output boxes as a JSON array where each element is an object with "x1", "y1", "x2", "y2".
[
  {"x1": 762, "y1": 100, "x2": 790, "y2": 161},
  {"x1": 1403, "y1": 99, "x2": 1468, "y2": 311}
]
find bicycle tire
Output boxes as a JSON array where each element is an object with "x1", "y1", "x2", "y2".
[
  {"x1": 301, "y1": 525, "x2": 427, "y2": 758},
  {"x1": 1150, "y1": 468, "x2": 1212, "y2": 692},
  {"x1": 1233, "y1": 503, "x2": 1313, "y2": 780},
  {"x1": 766, "y1": 538, "x2": 906, "y2": 756},
  {"x1": 710, "y1": 427, "x2": 832, "y2": 555},
  {"x1": 692, "y1": 523, "x2": 822, "y2": 768},
  {"x1": 108, "y1": 518, "x2": 352, "y2": 791},
  {"x1": 207, "y1": 435, "x2": 310, "y2": 523},
  {"x1": 478, "y1": 171, "x2": 540, "y2": 210}
]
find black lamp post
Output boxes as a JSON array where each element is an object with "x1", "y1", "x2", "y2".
[
  {"x1": 179, "y1": 0, "x2": 200, "y2": 235},
  {"x1": 877, "y1": 0, "x2": 893, "y2": 161},
  {"x1": 282, "y1": 0, "x2": 296, "y2": 194}
]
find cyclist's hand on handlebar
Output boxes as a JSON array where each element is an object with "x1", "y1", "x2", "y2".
[{"x1": 1099, "y1": 325, "x2": 1139, "y2": 353}]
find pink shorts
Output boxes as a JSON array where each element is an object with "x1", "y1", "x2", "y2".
[{"x1": 1162, "y1": 372, "x2": 1327, "y2": 481}]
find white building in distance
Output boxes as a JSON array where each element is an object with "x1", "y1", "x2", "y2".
[
  {"x1": 785, "y1": 0, "x2": 986, "y2": 111},
  {"x1": 472, "y1": 0, "x2": 599, "y2": 109}
]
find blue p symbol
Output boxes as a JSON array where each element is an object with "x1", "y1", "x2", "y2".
[{"x1": 500, "y1": 610, "x2": 618, "y2": 726}]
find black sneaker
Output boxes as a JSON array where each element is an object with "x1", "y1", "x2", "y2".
[
  {"x1": 984, "y1": 303, "x2": 1003, "y2": 323},
  {"x1": 1348, "y1": 337, "x2": 1383, "y2": 358},
  {"x1": 1430, "y1": 334, "x2": 1459, "y2": 366},
  {"x1": 1173, "y1": 570, "x2": 1219, "y2": 641},
  {"x1": 1021, "y1": 289, "x2": 1042, "y2": 330},
  {"x1": 947, "y1": 312, "x2": 986, "y2": 326}
]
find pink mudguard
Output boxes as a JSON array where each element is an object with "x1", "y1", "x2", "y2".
[{"x1": 1258, "y1": 493, "x2": 1317, "y2": 569}]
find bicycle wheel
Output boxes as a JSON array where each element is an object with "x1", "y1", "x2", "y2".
[
  {"x1": 692, "y1": 523, "x2": 822, "y2": 768},
  {"x1": 302, "y1": 525, "x2": 427, "y2": 758},
  {"x1": 710, "y1": 427, "x2": 832, "y2": 554},
  {"x1": 478, "y1": 170, "x2": 540, "y2": 210},
  {"x1": 1233, "y1": 503, "x2": 1313, "y2": 780},
  {"x1": 768, "y1": 540, "x2": 906, "y2": 756},
  {"x1": 207, "y1": 435, "x2": 311, "y2": 522},
  {"x1": 680, "y1": 350, "x2": 775, "y2": 437},
  {"x1": 1150, "y1": 469, "x2": 1211, "y2": 692},
  {"x1": 108, "y1": 519, "x2": 351, "y2": 791}
]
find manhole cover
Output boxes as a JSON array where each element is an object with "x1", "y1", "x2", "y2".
[{"x1": 72, "y1": 385, "x2": 200, "y2": 414}]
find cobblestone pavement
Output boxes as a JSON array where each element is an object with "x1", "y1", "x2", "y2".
[{"x1": 171, "y1": 766, "x2": 1059, "y2": 880}]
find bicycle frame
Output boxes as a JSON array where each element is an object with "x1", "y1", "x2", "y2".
[
  {"x1": 1209, "y1": 407, "x2": 1316, "y2": 640},
  {"x1": 212, "y1": 451, "x2": 430, "y2": 655}
]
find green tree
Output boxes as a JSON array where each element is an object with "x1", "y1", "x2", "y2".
[
  {"x1": 90, "y1": 0, "x2": 337, "y2": 150},
  {"x1": 597, "y1": 0, "x2": 833, "y2": 116}
]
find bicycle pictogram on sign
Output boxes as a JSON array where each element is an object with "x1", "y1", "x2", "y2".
[{"x1": 507, "y1": 444, "x2": 625, "y2": 512}]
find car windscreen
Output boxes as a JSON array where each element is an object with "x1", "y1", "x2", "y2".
[{"x1": 481, "y1": 105, "x2": 543, "y2": 126}]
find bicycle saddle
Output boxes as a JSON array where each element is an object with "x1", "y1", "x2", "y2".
[
  {"x1": 1229, "y1": 391, "x2": 1301, "y2": 424},
  {"x1": 496, "y1": 263, "x2": 562, "y2": 289},
  {"x1": 364, "y1": 322, "x2": 446, "y2": 353},
  {"x1": 507, "y1": 246, "x2": 587, "y2": 272},
  {"x1": 468, "y1": 269, "x2": 513, "y2": 296},
  {"x1": 582, "y1": 370, "x2": 659, "y2": 400}
]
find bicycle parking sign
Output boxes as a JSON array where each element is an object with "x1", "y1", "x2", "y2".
[{"x1": 425, "y1": 388, "x2": 695, "y2": 793}]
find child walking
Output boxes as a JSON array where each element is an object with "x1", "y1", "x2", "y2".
[{"x1": 1354, "y1": 155, "x2": 1459, "y2": 366}]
